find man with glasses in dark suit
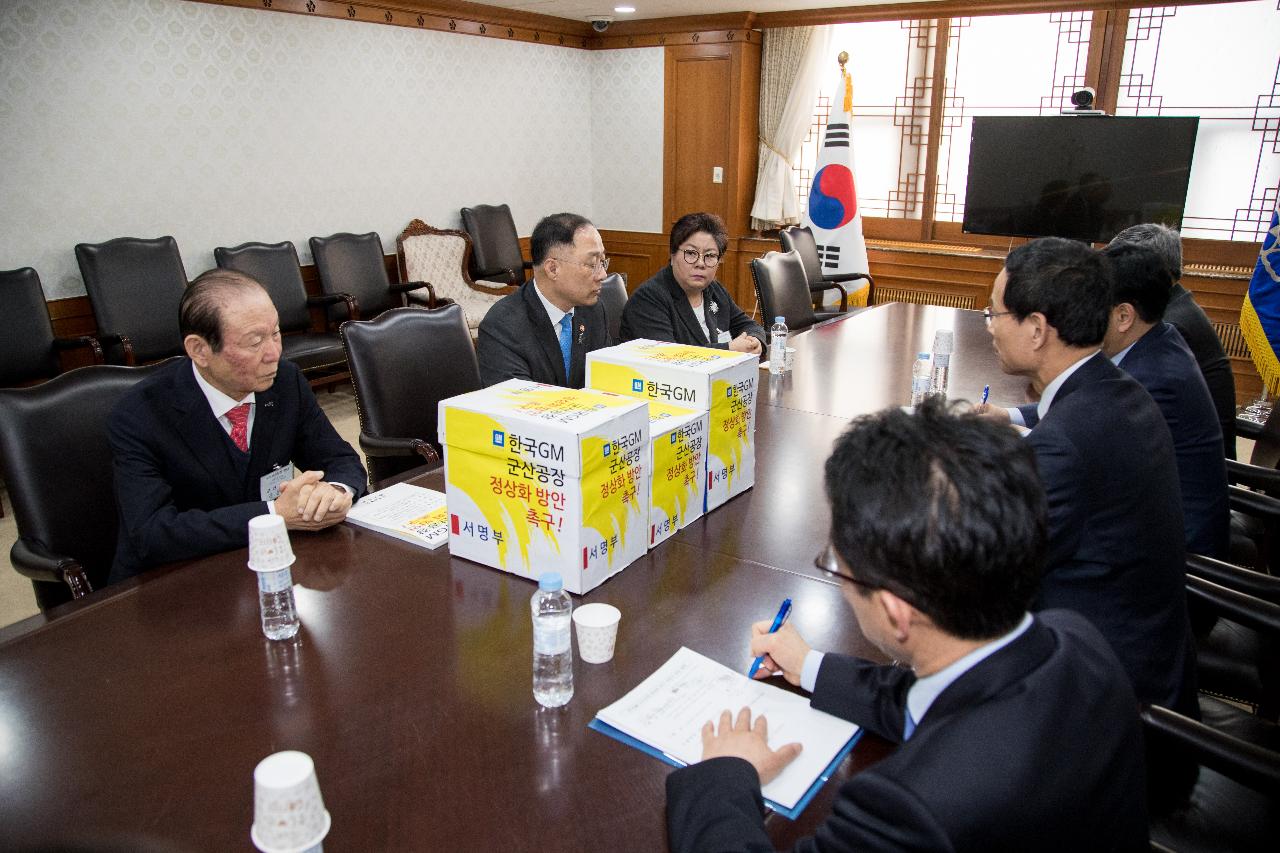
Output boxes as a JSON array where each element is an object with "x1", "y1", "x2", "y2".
[
  {"x1": 476, "y1": 212, "x2": 613, "y2": 389},
  {"x1": 665, "y1": 398, "x2": 1148, "y2": 852}
]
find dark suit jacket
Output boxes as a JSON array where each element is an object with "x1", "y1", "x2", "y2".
[
  {"x1": 619, "y1": 265, "x2": 766, "y2": 351},
  {"x1": 1165, "y1": 283, "x2": 1236, "y2": 459},
  {"x1": 476, "y1": 280, "x2": 612, "y2": 388},
  {"x1": 1117, "y1": 323, "x2": 1230, "y2": 559},
  {"x1": 666, "y1": 611, "x2": 1148, "y2": 853},
  {"x1": 108, "y1": 358, "x2": 367, "y2": 582},
  {"x1": 1023, "y1": 352, "x2": 1197, "y2": 713}
]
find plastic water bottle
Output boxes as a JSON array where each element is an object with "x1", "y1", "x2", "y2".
[
  {"x1": 769, "y1": 316, "x2": 789, "y2": 375},
  {"x1": 532, "y1": 572, "x2": 574, "y2": 708},
  {"x1": 258, "y1": 567, "x2": 300, "y2": 641},
  {"x1": 930, "y1": 329, "x2": 953, "y2": 396},
  {"x1": 910, "y1": 352, "x2": 932, "y2": 406}
]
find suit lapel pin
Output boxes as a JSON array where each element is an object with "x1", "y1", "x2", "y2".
[{"x1": 709, "y1": 302, "x2": 719, "y2": 315}]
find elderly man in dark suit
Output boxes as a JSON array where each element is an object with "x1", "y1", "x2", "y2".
[
  {"x1": 1109, "y1": 223, "x2": 1237, "y2": 458},
  {"x1": 666, "y1": 398, "x2": 1148, "y2": 852},
  {"x1": 476, "y1": 212, "x2": 612, "y2": 388},
  {"x1": 108, "y1": 269, "x2": 366, "y2": 583},
  {"x1": 1099, "y1": 242, "x2": 1229, "y2": 561}
]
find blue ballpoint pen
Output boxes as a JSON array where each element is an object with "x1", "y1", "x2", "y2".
[
  {"x1": 981, "y1": 384, "x2": 990, "y2": 405},
  {"x1": 747, "y1": 598, "x2": 793, "y2": 678}
]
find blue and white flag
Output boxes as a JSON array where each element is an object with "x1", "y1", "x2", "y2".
[
  {"x1": 803, "y1": 66, "x2": 869, "y2": 306},
  {"x1": 1240, "y1": 197, "x2": 1280, "y2": 392}
]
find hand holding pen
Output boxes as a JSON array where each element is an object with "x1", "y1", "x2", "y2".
[{"x1": 748, "y1": 601, "x2": 812, "y2": 686}]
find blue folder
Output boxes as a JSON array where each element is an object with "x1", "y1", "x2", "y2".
[{"x1": 588, "y1": 717, "x2": 862, "y2": 821}]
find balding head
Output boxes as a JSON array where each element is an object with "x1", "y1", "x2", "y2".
[{"x1": 180, "y1": 269, "x2": 270, "y2": 353}]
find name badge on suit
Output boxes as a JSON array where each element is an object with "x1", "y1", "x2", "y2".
[{"x1": 260, "y1": 463, "x2": 296, "y2": 501}]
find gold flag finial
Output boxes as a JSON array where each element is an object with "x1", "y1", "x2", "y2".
[{"x1": 838, "y1": 50, "x2": 848, "y2": 68}]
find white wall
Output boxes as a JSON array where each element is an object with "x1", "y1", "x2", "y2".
[{"x1": 0, "y1": 0, "x2": 664, "y2": 299}]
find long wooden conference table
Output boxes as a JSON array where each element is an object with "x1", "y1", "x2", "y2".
[{"x1": 0, "y1": 303, "x2": 1020, "y2": 851}]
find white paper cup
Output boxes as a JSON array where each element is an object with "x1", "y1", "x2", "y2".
[
  {"x1": 248, "y1": 514, "x2": 296, "y2": 573},
  {"x1": 573, "y1": 603, "x2": 621, "y2": 664},
  {"x1": 251, "y1": 750, "x2": 330, "y2": 853},
  {"x1": 784, "y1": 346, "x2": 796, "y2": 371}
]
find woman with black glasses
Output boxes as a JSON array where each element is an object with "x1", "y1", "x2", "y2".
[{"x1": 619, "y1": 212, "x2": 766, "y2": 354}]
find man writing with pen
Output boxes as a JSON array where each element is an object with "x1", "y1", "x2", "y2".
[{"x1": 664, "y1": 397, "x2": 1150, "y2": 852}]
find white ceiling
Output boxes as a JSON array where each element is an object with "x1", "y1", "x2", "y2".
[{"x1": 481, "y1": 0, "x2": 934, "y2": 25}]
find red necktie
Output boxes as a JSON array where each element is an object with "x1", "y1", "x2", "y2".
[{"x1": 226, "y1": 403, "x2": 251, "y2": 452}]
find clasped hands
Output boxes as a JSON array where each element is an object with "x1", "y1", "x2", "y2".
[
  {"x1": 699, "y1": 621, "x2": 812, "y2": 784},
  {"x1": 728, "y1": 332, "x2": 763, "y2": 355},
  {"x1": 276, "y1": 469, "x2": 352, "y2": 531}
]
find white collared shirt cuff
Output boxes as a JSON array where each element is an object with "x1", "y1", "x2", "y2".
[
  {"x1": 1007, "y1": 406, "x2": 1026, "y2": 428},
  {"x1": 267, "y1": 500, "x2": 276, "y2": 515},
  {"x1": 801, "y1": 649, "x2": 825, "y2": 693}
]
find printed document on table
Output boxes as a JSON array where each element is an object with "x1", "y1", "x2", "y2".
[
  {"x1": 594, "y1": 646, "x2": 859, "y2": 811},
  {"x1": 345, "y1": 482, "x2": 449, "y2": 549}
]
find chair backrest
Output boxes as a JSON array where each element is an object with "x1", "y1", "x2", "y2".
[
  {"x1": 75, "y1": 236, "x2": 187, "y2": 363},
  {"x1": 310, "y1": 232, "x2": 394, "y2": 322},
  {"x1": 214, "y1": 241, "x2": 310, "y2": 333},
  {"x1": 778, "y1": 225, "x2": 825, "y2": 288},
  {"x1": 0, "y1": 267, "x2": 59, "y2": 385},
  {"x1": 599, "y1": 272, "x2": 628, "y2": 343},
  {"x1": 397, "y1": 220, "x2": 477, "y2": 303},
  {"x1": 0, "y1": 360, "x2": 173, "y2": 602},
  {"x1": 751, "y1": 250, "x2": 819, "y2": 332},
  {"x1": 460, "y1": 203, "x2": 528, "y2": 286},
  {"x1": 340, "y1": 305, "x2": 481, "y2": 485}
]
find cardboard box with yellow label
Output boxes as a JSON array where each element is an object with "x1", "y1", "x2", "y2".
[
  {"x1": 587, "y1": 339, "x2": 757, "y2": 512},
  {"x1": 437, "y1": 380, "x2": 649, "y2": 594},
  {"x1": 645, "y1": 401, "x2": 709, "y2": 547}
]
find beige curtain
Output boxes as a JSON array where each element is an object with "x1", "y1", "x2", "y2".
[{"x1": 750, "y1": 26, "x2": 834, "y2": 232}]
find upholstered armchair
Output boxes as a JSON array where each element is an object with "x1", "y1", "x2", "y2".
[{"x1": 397, "y1": 219, "x2": 516, "y2": 334}]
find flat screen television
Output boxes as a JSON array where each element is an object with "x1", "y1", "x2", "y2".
[{"x1": 961, "y1": 116, "x2": 1198, "y2": 244}]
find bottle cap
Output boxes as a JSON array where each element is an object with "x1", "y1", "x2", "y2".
[
  {"x1": 538, "y1": 572, "x2": 564, "y2": 591},
  {"x1": 774, "y1": 316, "x2": 784, "y2": 323},
  {"x1": 918, "y1": 352, "x2": 930, "y2": 359}
]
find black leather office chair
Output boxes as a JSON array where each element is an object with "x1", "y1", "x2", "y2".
[
  {"x1": 75, "y1": 236, "x2": 188, "y2": 365},
  {"x1": 750, "y1": 250, "x2": 841, "y2": 333},
  {"x1": 1145, "y1": 575, "x2": 1280, "y2": 852},
  {"x1": 0, "y1": 360, "x2": 173, "y2": 610},
  {"x1": 1, "y1": 266, "x2": 102, "y2": 387},
  {"x1": 460, "y1": 203, "x2": 532, "y2": 287},
  {"x1": 214, "y1": 241, "x2": 355, "y2": 380},
  {"x1": 340, "y1": 305, "x2": 481, "y2": 490},
  {"x1": 779, "y1": 225, "x2": 875, "y2": 312},
  {"x1": 310, "y1": 231, "x2": 433, "y2": 325},
  {"x1": 598, "y1": 272, "x2": 628, "y2": 343}
]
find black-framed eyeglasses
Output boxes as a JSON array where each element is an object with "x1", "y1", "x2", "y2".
[
  {"x1": 553, "y1": 255, "x2": 610, "y2": 273},
  {"x1": 982, "y1": 308, "x2": 1014, "y2": 325},
  {"x1": 678, "y1": 248, "x2": 721, "y2": 267},
  {"x1": 814, "y1": 543, "x2": 876, "y2": 590}
]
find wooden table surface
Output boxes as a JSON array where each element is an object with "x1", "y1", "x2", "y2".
[{"x1": 0, "y1": 303, "x2": 1017, "y2": 851}]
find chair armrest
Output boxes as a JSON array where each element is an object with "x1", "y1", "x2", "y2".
[
  {"x1": 394, "y1": 280, "x2": 439, "y2": 307},
  {"x1": 1227, "y1": 459, "x2": 1280, "y2": 495},
  {"x1": 1140, "y1": 704, "x2": 1280, "y2": 796},
  {"x1": 809, "y1": 281, "x2": 849, "y2": 312},
  {"x1": 1236, "y1": 415, "x2": 1266, "y2": 441},
  {"x1": 10, "y1": 538, "x2": 93, "y2": 597},
  {"x1": 359, "y1": 434, "x2": 441, "y2": 467},
  {"x1": 822, "y1": 271, "x2": 873, "y2": 286},
  {"x1": 1228, "y1": 483, "x2": 1280, "y2": 521},
  {"x1": 94, "y1": 332, "x2": 136, "y2": 366},
  {"x1": 1186, "y1": 554, "x2": 1280, "y2": 604},
  {"x1": 1187, "y1": 574, "x2": 1280, "y2": 635},
  {"x1": 51, "y1": 335, "x2": 105, "y2": 364}
]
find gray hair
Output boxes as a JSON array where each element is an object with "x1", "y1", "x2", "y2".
[{"x1": 1108, "y1": 223, "x2": 1183, "y2": 281}]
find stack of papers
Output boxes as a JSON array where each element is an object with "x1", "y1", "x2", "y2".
[
  {"x1": 345, "y1": 482, "x2": 449, "y2": 549},
  {"x1": 590, "y1": 647, "x2": 860, "y2": 819}
]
